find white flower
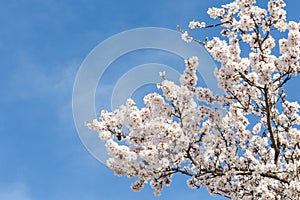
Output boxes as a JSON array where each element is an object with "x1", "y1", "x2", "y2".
[
  {"x1": 207, "y1": 7, "x2": 225, "y2": 19},
  {"x1": 252, "y1": 123, "x2": 261, "y2": 134},
  {"x1": 159, "y1": 71, "x2": 166, "y2": 79},
  {"x1": 188, "y1": 20, "x2": 206, "y2": 29},
  {"x1": 160, "y1": 158, "x2": 169, "y2": 168},
  {"x1": 181, "y1": 31, "x2": 192, "y2": 43},
  {"x1": 239, "y1": 15, "x2": 255, "y2": 31}
]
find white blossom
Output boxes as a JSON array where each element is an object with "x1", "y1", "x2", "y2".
[
  {"x1": 188, "y1": 20, "x2": 206, "y2": 29},
  {"x1": 86, "y1": 0, "x2": 300, "y2": 199},
  {"x1": 181, "y1": 31, "x2": 192, "y2": 43}
]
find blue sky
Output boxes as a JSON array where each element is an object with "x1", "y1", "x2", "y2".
[{"x1": 0, "y1": 1, "x2": 299, "y2": 200}]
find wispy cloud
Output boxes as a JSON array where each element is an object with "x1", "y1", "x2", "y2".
[
  {"x1": 0, "y1": 182, "x2": 32, "y2": 200},
  {"x1": 3, "y1": 59, "x2": 77, "y2": 103}
]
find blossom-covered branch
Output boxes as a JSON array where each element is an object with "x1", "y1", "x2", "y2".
[{"x1": 87, "y1": 0, "x2": 300, "y2": 199}]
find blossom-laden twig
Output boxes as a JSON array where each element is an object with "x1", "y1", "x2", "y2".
[{"x1": 87, "y1": 0, "x2": 300, "y2": 199}]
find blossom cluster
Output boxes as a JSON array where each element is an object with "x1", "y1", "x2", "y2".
[{"x1": 87, "y1": 0, "x2": 300, "y2": 199}]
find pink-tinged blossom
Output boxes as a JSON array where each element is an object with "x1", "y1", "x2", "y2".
[{"x1": 86, "y1": 0, "x2": 300, "y2": 199}]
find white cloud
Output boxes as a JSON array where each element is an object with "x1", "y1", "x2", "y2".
[
  {"x1": 1, "y1": 57, "x2": 80, "y2": 138},
  {"x1": 0, "y1": 182, "x2": 32, "y2": 200},
  {"x1": 4, "y1": 59, "x2": 78, "y2": 102}
]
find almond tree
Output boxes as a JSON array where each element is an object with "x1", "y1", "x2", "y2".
[{"x1": 87, "y1": 0, "x2": 300, "y2": 199}]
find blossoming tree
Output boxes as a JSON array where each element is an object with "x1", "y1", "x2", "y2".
[{"x1": 87, "y1": 0, "x2": 300, "y2": 199}]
